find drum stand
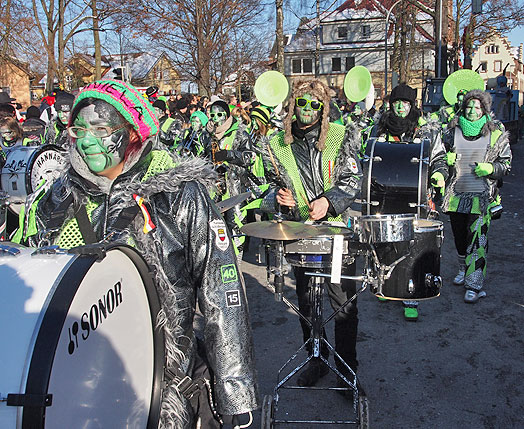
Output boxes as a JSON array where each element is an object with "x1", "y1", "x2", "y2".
[{"x1": 262, "y1": 242, "x2": 371, "y2": 428}]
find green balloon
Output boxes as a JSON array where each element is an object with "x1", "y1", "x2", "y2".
[
  {"x1": 443, "y1": 69, "x2": 485, "y2": 105},
  {"x1": 344, "y1": 66, "x2": 372, "y2": 102},
  {"x1": 254, "y1": 71, "x2": 289, "y2": 107}
]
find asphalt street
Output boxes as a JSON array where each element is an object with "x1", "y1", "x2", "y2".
[{"x1": 240, "y1": 140, "x2": 524, "y2": 428}]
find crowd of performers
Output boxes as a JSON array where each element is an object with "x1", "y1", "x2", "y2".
[{"x1": 0, "y1": 72, "x2": 512, "y2": 428}]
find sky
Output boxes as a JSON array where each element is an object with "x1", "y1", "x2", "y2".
[{"x1": 508, "y1": 27, "x2": 524, "y2": 48}]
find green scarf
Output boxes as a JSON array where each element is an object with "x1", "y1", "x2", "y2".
[{"x1": 459, "y1": 115, "x2": 487, "y2": 137}]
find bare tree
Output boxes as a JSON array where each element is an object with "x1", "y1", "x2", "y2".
[
  {"x1": 31, "y1": 0, "x2": 95, "y2": 91},
  {"x1": 0, "y1": 0, "x2": 45, "y2": 69},
  {"x1": 109, "y1": 0, "x2": 268, "y2": 96}
]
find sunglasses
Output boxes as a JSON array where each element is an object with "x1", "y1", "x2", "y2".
[
  {"x1": 209, "y1": 112, "x2": 227, "y2": 119},
  {"x1": 67, "y1": 124, "x2": 126, "y2": 139},
  {"x1": 295, "y1": 98, "x2": 323, "y2": 111}
]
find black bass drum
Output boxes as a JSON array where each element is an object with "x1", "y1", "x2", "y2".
[
  {"x1": 362, "y1": 138, "x2": 430, "y2": 217},
  {"x1": 0, "y1": 243, "x2": 164, "y2": 428}
]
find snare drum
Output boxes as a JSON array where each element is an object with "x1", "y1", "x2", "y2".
[
  {"x1": 1, "y1": 145, "x2": 66, "y2": 214},
  {"x1": 373, "y1": 219, "x2": 443, "y2": 300},
  {"x1": 355, "y1": 213, "x2": 416, "y2": 244},
  {"x1": 284, "y1": 224, "x2": 357, "y2": 268},
  {"x1": 0, "y1": 243, "x2": 164, "y2": 428},
  {"x1": 362, "y1": 138, "x2": 430, "y2": 216}
]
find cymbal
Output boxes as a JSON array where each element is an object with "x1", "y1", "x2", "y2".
[
  {"x1": 215, "y1": 191, "x2": 252, "y2": 213},
  {"x1": 313, "y1": 224, "x2": 353, "y2": 236},
  {"x1": 240, "y1": 220, "x2": 320, "y2": 241}
]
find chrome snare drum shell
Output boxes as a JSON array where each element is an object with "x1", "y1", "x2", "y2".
[{"x1": 356, "y1": 214, "x2": 416, "y2": 244}]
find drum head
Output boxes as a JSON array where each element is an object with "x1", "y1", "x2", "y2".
[
  {"x1": 0, "y1": 145, "x2": 66, "y2": 214},
  {"x1": 0, "y1": 244, "x2": 164, "y2": 428}
]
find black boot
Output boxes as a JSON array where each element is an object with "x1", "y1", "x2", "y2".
[{"x1": 297, "y1": 358, "x2": 329, "y2": 387}]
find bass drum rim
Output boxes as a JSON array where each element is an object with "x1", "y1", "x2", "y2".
[
  {"x1": 362, "y1": 138, "x2": 430, "y2": 217},
  {"x1": 21, "y1": 244, "x2": 165, "y2": 429},
  {"x1": 24, "y1": 144, "x2": 65, "y2": 195}
]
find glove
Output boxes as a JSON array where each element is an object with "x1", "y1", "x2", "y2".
[
  {"x1": 444, "y1": 152, "x2": 457, "y2": 166},
  {"x1": 214, "y1": 149, "x2": 231, "y2": 163},
  {"x1": 474, "y1": 162, "x2": 493, "y2": 177},
  {"x1": 430, "y1": 172, "x2": 445, "y2": 196}
]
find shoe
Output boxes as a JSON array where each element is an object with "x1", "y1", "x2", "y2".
[
  {"x1": 453, "y1": 269, "x2": 465, "y2": 285},
  {"x1": 464, "y1": 289, "x2": 486, "y2": 303},
  {"x1": 297, "y1": 359, "x2": 329, "y2": 387},
  {"x1": 404, "y1": 307, "x2": 418, "y2": 321}
]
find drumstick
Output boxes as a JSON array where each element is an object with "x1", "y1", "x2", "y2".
[{"x1": 298, "y1": 189, "x2": 311, "y2": 210}]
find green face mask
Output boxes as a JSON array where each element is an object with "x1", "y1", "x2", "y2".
[
  {"x1": 392, "y1": 100, "x2": 411, "y2": 118},
  {"x1": 465, "y1": 99, "x2": 483, "y2": 121},
  {"x1": 191, "y1": 116, "x2": 202, "y2": 131},
  {"x1": 210, "y1": 105, "x2": 228, "y2": 126},
  {"x1": 73, "y1": 102, "x2": 129, "y2": 174},
  {"x1": 295, "y1": 93, "x2": 321, "y2": 126}
]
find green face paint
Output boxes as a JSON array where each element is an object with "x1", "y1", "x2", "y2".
[
  {"x1": 191, "y1": 116, "x2": 202, "y2": 131},
  {"x1": 210, "y1": 105, "x2": 227, "y2": 126},
  {"x1": 73, "y1": 102, "x2": 129, "y2": 175},
  {"x1": 392, "y1": 100, "x2": 411, "y2": 118},
  {"x1": 0, "y1": 128, "x2": 15, "y2": 142},
  {"x1": 57, "y1": 109, "x2": 70, "y2": 125},
  {"x1": 465, "y1": 99, "x2": 483, "y2": 121},
  {"x1": 295, "y1": 93, "x2": 321, "y2": 126}
]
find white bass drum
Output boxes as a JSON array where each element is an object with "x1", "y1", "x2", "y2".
[
  {"x1": 0, "y1": 243, "x2": 164, "y2": 428},
  {"x1": 0, "y1": 145, "x2": 66, "y2": 214}
]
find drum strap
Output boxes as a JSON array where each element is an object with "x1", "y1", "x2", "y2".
[{"x1": 74, "y1": 203, "x2": 98, "y2": 245}]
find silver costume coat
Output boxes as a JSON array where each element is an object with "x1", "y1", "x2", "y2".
[{"x1": 33, "y1": 142, "x2": 259, "y2": 428}]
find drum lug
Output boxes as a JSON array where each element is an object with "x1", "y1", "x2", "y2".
[
  {"x1": 425, "y1": 274, "x2": 442, "y2": 289},
  {"x1": 408, "y1": 279, "x2": 415, "y2": 294},
  {"x1": 31, "y1": 245, "x2": 68, "y2": 256},
  {"x1": 410, "y1": 156, "x2": 429, "y2": 165},
  {"x1": 0, "y1": 243, "x2": 21, "y2": 256},
  {"x1": 4, "y1": 393, "x2": 53, "y2": 407},
  {"x1": 68, "y1": 244, "x2": 107, "y2": 261}
]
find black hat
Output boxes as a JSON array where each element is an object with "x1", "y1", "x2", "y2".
[
  {"x1": 26, "y1": 106, "x2": 41, "y2": 119},
  {"x1": 146, "y1": 86, "x2": 159, "y2": 97},
  {"x1": 390, "y1": 84, "x2": 417, "y2": 104},
  {"x1": 0, "y1": 92, "x2": 15, "y2": 104},
  {"x1": 153, "y1": 99, "x2": 167, "y2": 112},
  {"x1": 176, "y1": 98, "x2": 189, "y2": 110},
  {"x1": 208, "y1": 98, "x2": 230, "y2": 118},
  {"x1": 55, "y1": 92, "x2": 75, "y2": 112}
]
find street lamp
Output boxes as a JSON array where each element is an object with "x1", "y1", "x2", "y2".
[{"x1": 384, "y1": 0, "x2": 402, "y2": 97}]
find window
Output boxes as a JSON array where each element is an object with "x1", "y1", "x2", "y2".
[
  {"x1": 292, "y1": 59, "x2": 302, "y2": 74},
  {"x1": 480, "y1": 61, "x2": 487, "y2": 72},
  {"x1": 332, "y1": 57, "x2": 342, "y2": 72},
  {"x1": 485, "y1": 44, "x2": 499, "y2": 54},
  {"x1": 338, "y1": 26, "x2": 348, "y2": 39},
  {"x1": 346, "y1": 56, "x2": 355, "y2": 71},
  {"x1": 292, "y1": 58, "x2": 313, "y2": 74},
  {"x1": 361, "y1": 25, "x2": 371, "y2": 38},
  {"x1": 303, "y1": 58, "x2": 313, "y2": 73},
  {"x1": 494, "y1": 60, "x2": 502, "y2": 72}
]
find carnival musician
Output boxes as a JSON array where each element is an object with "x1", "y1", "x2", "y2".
[
  {"x1": 260, "y1": 79, "x2": 362, "y2": 393},
  {"x1": 13, "y1": 80, "x2": 259, "y2": 428},
  {"x1": 440, "y1": 89, "x2": 511, "y2": 303},
  {"x1": 365, "y1": 83, "x2": 447, "y2": 321}
]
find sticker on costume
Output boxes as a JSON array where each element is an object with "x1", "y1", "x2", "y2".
[
  {"x1": 221, "y1": 264, "x2": 238, "y2": 283},
  {"x1": 210, "y1": 219, "x2": 229, "y2": 251},
  {"x1": 348, "y1": 157, "x2": 359, "y2": 173},
  {"x1": 225, "y1": 290, "x2": 241, "y2": 307}
]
